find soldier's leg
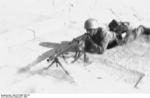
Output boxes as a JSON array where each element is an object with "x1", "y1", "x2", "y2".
[
  {"x1": 138, "y1": 25, "x2": 150, "y2": 42},
  {"x1": 125, "y1": 25, "x2": 149, "y2": 43},
  {"x1": 142, "y1": 26, "x2": 150, "y2": 35},
  {"x1": 135, "y1": 25, "x2": 145, "y2": 38},
  {"x1": 129, "y1": 25, "x2": 149, "y2": 41},
  {"x1": 123, "y1": 29, "x2": 139, "y2": 43}
]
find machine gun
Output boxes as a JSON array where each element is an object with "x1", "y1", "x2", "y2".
[
  {"x1": 18, "y1": 32, "x2": 96, "y2": 76},
  {"x1": 44, "y1": 32, "x2": 96, "y2": 75}
]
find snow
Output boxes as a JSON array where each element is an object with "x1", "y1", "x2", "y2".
[{"x1": 0, "y1": 0, "x2": 150, "y2": 93}]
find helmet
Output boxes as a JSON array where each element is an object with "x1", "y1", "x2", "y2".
[{"x1": 84, "y1": 18, "x2": 99, "y2": 29}]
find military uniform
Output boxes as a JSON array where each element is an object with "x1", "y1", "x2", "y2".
[
  {"x1": 114, "y1": 24, "x2": 150, "y2": 44},
  {"x1": 84, "y1": 27, "x2": 117, "y2": 54},
  {"x1": 108, "y1": 19, "x2": 150, "y2": 45},
  {"x1": 84, "y1": 18, "x2": 150, "y2": 55}
]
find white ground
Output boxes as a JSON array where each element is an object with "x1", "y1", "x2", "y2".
[{"x1": 0, "y1": 0, "x2": 150, "y2": 93}]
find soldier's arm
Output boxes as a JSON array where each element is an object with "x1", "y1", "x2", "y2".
[{"x1": 97, "y1": 31, "x2": 110, "y2": 54}]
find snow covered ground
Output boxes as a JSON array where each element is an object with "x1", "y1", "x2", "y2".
[{"x1": 0, "y1": 0, "x2": 150, "y2": 93}]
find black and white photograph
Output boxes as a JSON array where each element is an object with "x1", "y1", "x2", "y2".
[{"x1": 0, "y1": 0, "x2": 150, "y2": 94}]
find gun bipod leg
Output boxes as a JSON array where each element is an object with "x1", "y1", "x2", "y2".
[
  {"x1": 45, "y1": 58, "x2": 70, "y2": 75},
  {"x1": 55, "y1": 58, "x2": 70, "y2": 75},
  {"x1": 61, "y1": 54, "x2": 68, "y2": 63},
  {"x1": 72, "y1": 50, "x2": 82, "y2": 63},
  {"x1": 44, "y1": 59, "x2": 56, "y2": 69},
  {"x1": 83, "y1": 50, "x2": 86, "y2": 63}
]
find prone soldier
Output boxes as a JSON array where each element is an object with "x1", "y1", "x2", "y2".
[
  {"x1": 108, "y1": 19, "x2": 150, "y2": 45},
  {"x1": 83, "y1": 18, "x2": 118, "y2": 54}
]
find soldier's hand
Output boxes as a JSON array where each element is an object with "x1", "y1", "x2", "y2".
[
  {"x1": 94, "y1": 45, "x2": 104, "y2": 54},
  {"x1": 85, "y1": 33, "x2": 91, "y2": 39}
]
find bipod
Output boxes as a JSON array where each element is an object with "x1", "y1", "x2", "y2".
[
  {"x1": 46, "y1": 57, "x2": 70, "y2": 76},
  {"x1": 71, "y1": 49, "x2": 82, "y2": 63},
  {"x1": 72, "y1": 47, "x2": 89, "y2": 64},
  {"x1": 72, "y1": 34, "x2": 93, "y2": 64}
]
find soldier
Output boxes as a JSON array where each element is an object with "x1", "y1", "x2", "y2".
[
  {"x1": 84, "y1": 18, "x2": 118, "y2": 54},
  {"x1": 108, "y1": 19, "x2": 150, "y2": 45}
]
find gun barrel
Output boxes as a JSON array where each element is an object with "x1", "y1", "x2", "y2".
[{"x1": 47, "y1": 33, "x2": 89, "y2": 62}]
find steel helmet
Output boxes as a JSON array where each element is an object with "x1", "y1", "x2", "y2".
[{"x1": 84, "y1": 18, "x2": 99, "y2": 29}]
